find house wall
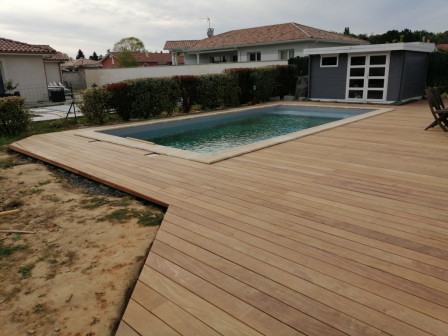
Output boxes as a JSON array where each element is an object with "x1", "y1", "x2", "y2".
[
  {"x1": 185, "y1": 41, "x2": 360, "y2": 65},
  {"x1": 84, "y1": 60, "x2": 286, "y2": 87},
  {"x1": 386, "y1": 51, "x2": 404, "y2": 102},
  {"x1": 0, "y1": 55, "x2": 49, "y2": 103},
  {"x1": 44, "y1": 62, "x2": 62, "y2": 83},
  {"x1": 308, "y1": 54, "x2": 348, "y2": 100}
]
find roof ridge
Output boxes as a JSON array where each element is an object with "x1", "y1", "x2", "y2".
[{"x1": 291, "y1": 23, "x2": 312, "y2": 38}]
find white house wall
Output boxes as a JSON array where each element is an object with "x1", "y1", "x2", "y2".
[
  {"x1": 85, "y1": 61, "x2": 287, "y2": 87},
  {"x1": 0, "y1": 55, "x2": 48, "y2": 103},
  {"x1": 184, "y1": 41, "x2": 358, "y2": 64},
  {"x1": 44, "y1": 62, "x2": 62, "y2": 84}
]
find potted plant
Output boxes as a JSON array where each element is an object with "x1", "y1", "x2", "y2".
[{"x1": 2, "y1": 80, "x2": 20, "y2": 97}]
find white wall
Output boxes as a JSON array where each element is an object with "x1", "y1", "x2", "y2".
[
  {"x1": 0, "y1": 55, "x2": 49, "y2": 103},
  {"x1": 44, "y1": 62, "x2": 62, "y2": 84},
  {"x1": 85, "y1": 60, "x2": 287, "y2": 87}
]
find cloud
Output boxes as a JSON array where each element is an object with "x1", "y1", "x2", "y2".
[{"x1": 1, "y1": 0, "x2": 447, "y2": 58}]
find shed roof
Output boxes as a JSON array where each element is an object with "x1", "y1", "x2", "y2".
[
  {"x1": 186, "y1": 22, "x2": 368, "y2": 51},
  {"x1": 303, "y1": 42, "x2": 436, "y2": 55}
]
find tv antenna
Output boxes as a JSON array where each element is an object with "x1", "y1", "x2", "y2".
[{"x1": 202, "y1": 17, "x2": 211, "y2": 29}]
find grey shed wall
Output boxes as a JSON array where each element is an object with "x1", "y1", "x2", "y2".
[{"x1": 308, "y1": 54, "x2": 348, "y2": 100}]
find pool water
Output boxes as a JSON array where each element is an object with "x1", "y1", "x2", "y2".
[{"x1": 149, "y1": 111, "x2": 341, "y2": 153}]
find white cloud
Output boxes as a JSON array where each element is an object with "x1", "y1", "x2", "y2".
[{"x1": 1, "y1": 0, "x2": 447, "y2": 58}]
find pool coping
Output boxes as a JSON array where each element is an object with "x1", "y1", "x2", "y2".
[{"x1": 74, "y1": 102, "x2": 394, "y2": 164}]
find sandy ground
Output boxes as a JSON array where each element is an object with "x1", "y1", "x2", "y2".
[{"x1": 0, "y1": 149, "x2": 164, "y2": 335}]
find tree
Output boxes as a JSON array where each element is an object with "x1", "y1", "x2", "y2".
[
  {"x1": 113, "y1": 37, "x2": 145, "y2": 52},
  {"x1": 117, "y1": 49, "x2": 138, "y2": 68},
  {"x1": 76, "y1": 49, "x2": 85, "y2": 59},
  {"x1": 89, "y1": 51, "x2": 99, "y2": 60}
]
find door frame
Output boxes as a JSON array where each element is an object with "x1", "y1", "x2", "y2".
[{"x1": 345, "y1": 52, "x2": 390, "y2": 103}]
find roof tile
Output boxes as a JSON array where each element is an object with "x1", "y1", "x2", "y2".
[
  {"x1": 188, "y1": 22, "x2": 368, "y2": 50},
  {"x1": 0, "y1": 37, "x2": 56, "y2": 54}
]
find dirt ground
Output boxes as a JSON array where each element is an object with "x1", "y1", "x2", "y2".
[{"x1": 0, "y1": 149, "x2": 164, "y2": 335}]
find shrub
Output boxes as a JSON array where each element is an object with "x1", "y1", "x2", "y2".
[
  {"x1": 128, "y1": 79, "x2": 153, "y2": 119},
  {"x1": 250, "y1": 67, "x2": 278, "y2": 102},
  {"x1": 225, "y1": 68, "x2": 254, "y2": 104},
  {"x1": 427, "y1": 53, "x2": 448, "y2": 93},
  {"x1": 273, "y1": 65, "x2": 297, "y2": 98},
  {"x1": 106, "y1": 82, "x2": 131, "y2": 121},
  {"x1": 151, "y1": 77, "x2": 180, "y2": 116},
  {"x1": 288, "y1": 56, "x2": 309, "y2": 77},
  {"x1": 175, "y1": 75, "x2": 199, "y2": 113},
  {"x1": 79, "y1": 86, "x2": 111, "y2": 125},
  {"x1": 196, "y1": 73, "x2": 239, "y2": 109},
  {"x1": 0, "y1": 96, "x2": 30, "y2": 136}
]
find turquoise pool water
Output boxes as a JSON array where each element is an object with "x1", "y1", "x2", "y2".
[
  {"x1": 150, "y1": 112, "x2": 340, "y2": 153},
  {"x1": 101, "y1": 105, "x2": 373, "y2": 154}
]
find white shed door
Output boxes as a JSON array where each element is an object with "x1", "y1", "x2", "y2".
[{"x1": 346, "y1": 54, "x2": 390, "y2": 102}]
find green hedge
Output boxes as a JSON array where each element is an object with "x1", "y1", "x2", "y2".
[
  {"x1": 0, "y1": 96, "x2": 30, "y2": 136},
  {"x1": 176, "y1": 75, "x2": 199, "y2": 113},
  {"x1": 225, "y1": 68, "x2": 254, "y2": 104},
  {"x1": 196, "y1": 73, "x2": 239, "y2": 110},
  {"x1": 427, "y1": 53, "x2": 448, "y2": 93},
  {"x1": 107, "y1": 82, "x2": 131, "y2": 121},
  {"x1": 79, "y1": 86, "x2": 111, "y2": 125}
]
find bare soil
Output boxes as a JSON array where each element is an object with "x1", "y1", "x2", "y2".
[{"x1": 0, "y1": 149, "x2": 164, "y2": 335}]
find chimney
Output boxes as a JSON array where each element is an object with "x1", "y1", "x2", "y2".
[{"x1": 207, "y1": 27, "x2": 214, "y2": 37}]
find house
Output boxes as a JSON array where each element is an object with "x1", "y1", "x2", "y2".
[
  {"x1": 0, "y1": 37, "x2": 67, "y2": 103},
  {"x1": 435, "y1": 44, "x2": 448, "y2": 53},
  {"x1": 164, "y1": 22, "x2": 368, "y2": 65},
  {"x1": 99, "y1": 52, "x2": 184, "y2": 68},
  {"x1": 61, "y1": 58, "x2": 102, "y2": 71},
  {"x1": 163, "y1": 40, "x2": 200, "y2": 65},
  {"x1": 303, "y1": 42, "x2": 435, "y2": 104},
  {"x1": 44, "y1": 52, "x2": 69, "y2": 83}
]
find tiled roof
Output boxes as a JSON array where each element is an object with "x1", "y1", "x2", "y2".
[
  {"x1": 62, "y1": 58, "x2": 101, "y2": 67},
  {"x1": 164, "y1": 40, "x2": 201, "y2": 50},
  {"x1": 0, "y1": 37, "x2": 56, "y2": 54},
  {"x1": 188, "y1": 23, "x2": 368, "y2": 51},
  {"x1": 108, "y1": 51, "x2": 176, "y2": 63},
  {"x1": 44, "y1": 52, "x2": 70, "y2": 62},
  {"x1": 436, "y1": 44, "x2": 448, "y2": 52}
]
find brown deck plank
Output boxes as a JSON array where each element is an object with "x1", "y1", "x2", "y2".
[{"x1": 8, "y1": 101, "x2": 448, "y2": 336}]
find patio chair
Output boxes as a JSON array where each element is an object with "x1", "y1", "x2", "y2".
[{"x1": 424, "y1": 88, "x2": 448, "y2": 132}]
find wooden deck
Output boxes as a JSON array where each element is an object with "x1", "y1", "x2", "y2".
[{"x1": 9, "y1": 100, "x2": 448, "y2": 336}]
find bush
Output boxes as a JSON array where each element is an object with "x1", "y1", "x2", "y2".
[
  {"x1": 106, "y1": 82, "x2": 131, "y2": 121},
  {"x1": 225, "y1": 68, "x2": 254, "y2": 104},
  {"x1": 427, "y1": 53, "x2": 448, "y2": 93},
  {"x1": 250, "y1": 67, "x2": 278, "y2": 102},
  {"x1": 79, "y1": 86, "x2": 111, "y2": 125},
  {"x1": 0, "y1": 96, "x2": 30, "y2": 136},
  {"x1": 128, "y1": 79, "x2": 153, "y2": 119},
  {"x1": 288, "y1": 56, "x2": 309, "y2": 77},
  {"x1": 176, "y1": 75, "x2": 199, "y2": 113},
  {"x1": 273, "y1": 65, "x2": 297, "y2": 98},
  {"x1": 196, "y1": 73, "x2": 239, "y2": 109}
]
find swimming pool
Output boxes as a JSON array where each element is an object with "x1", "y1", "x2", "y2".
[{"x1": 79, "y1": 103, "x2": 392, "y2": 163}]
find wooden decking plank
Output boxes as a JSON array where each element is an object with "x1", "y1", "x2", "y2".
[
  {"x1": 175, "y1": 195, "x2": 448, "y2": 291},
  {"x1": 131, "y1": 281, "x2": 222, "y2": 336},
  {"x1": 138, "y1": 265, "x2": 263, "y2": 336},
  {"x1": 160, "y1": 217, "x2": 448, "y2": 334},
  {"x1": 191, "y1": 191, "x2": 448, "y2": 274},
  {"x1": 166, "y1": 206, "x2": 448, "y2": 317},
  {"x1": 169, "y1": 203, "x2": 448, "y2": 308},
  {"x1": 160, "y1": 220, "x2": 432, "y2": 336},
  {"x1": 147, "y1": 251, "x2": 301, "y2": 336},
  {"x1": 115, "y1": 321, "x2": 140, "y2": 336},
  {"x1": 121, "y1": 299, "x2": 181, "y2": 336},
  {"x1": 154, "y1": 230, "x2": 385, "y2": 336}
]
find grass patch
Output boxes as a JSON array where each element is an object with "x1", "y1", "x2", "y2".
[
  {"x1": 0, "y1": 157, "x2": 27, "y2": 169},
  {"x1": 18, "y1": 263, "x2": 35, "y2": 278},
  {"x1": 98, "y1": 208, "x2": 134, "y2": 222},
  {"x1": 136, "y1": 210, "x2": 164, "y2": 226},
  {"x1": 0, "y1": 242, "x2": 29, "y2": 260},
  {"x1": 80, "y1": 196, "x2": 110, "y2": 209}
]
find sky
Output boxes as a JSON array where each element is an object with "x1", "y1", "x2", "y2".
[{"x1": 1, "y1": 0, "x2": 447, "y2": 59}]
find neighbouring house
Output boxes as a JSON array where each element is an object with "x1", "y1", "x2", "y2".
[
  {"x1": 0, "y1": 37, "x2": 67, "y2": 102},
  {"x1": 61, "y1": 58, "x2": 102, "y2": 71},
  {"x1": 303, "y1": 42, "x2": 435, "y2": 104},
  {"x1": 99, "y1": 52, "x2": 184, "y2": 68},
  {"x1": 435, "y1": 44, "x2": 448, "y2": 53},
  {"x1": 164, "y1": 22, "x2": 368, "y2": 65},
  {"x1": 44, "y1": 52, "x2": 69, "y2": 83},
  {"x1": 163, "y1": 40, "x2": 200, "y2": 65}
]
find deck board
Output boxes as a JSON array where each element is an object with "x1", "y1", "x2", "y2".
[{"x1": 8, "y1": 101, "x2": 448, "y2": 335}]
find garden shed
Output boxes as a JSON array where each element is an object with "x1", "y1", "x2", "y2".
[{"x1": 303, "y1": 42, "x2": 435, "y2": 104}]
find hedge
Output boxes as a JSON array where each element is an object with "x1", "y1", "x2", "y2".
[
  {"x1": 0, "y1": 96, "x2": 30, "y2": 136},
  {"x1": 79, "y1": 86, "x2": 111, "y2": 125},
  {"x1": 107, "y1": 82, "x2": 131, "y2": 121},
  {"x1": 196, "y1": 73, "x2": 239, "y2": 110},
  {"x1": 175, "y1": 75, "x2": 199, "y2": 113},
  {"x1": 427, "y1": 53, "x2": 448, "y2": 93}
]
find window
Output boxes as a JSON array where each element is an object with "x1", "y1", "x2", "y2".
[
  {"x1": 248, "y1": 52, "x2": 261, "y2": 62},
  {"x1": 279, "y1": 49, "x2": 294, "y2": 60},
  {"x1": 321, "y1": 55, "x2": 338, "y2": 67},
  {"x1": 210, "y1": 56, "x2": 227, "y2": 63}
]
